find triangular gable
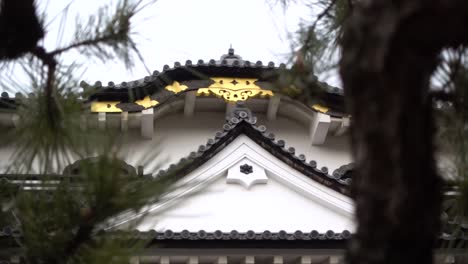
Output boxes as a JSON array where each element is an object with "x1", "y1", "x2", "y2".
[
  {"x1": 150, "y1": 105, "x2": 352, "y2": 197},
  {"x1": 108, "y1": 133, "x2": 354, "y2": 233}
]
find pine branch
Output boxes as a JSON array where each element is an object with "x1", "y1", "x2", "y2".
[
  {"x1": 310, "y1": 0, "x2": 339, "y2": 31},
  {"x1": 30, "y1": 46, "x2": 59, "y2": 129},
  {"x1": 50, "y1": 35, "x2": 117, "y2": 56}
]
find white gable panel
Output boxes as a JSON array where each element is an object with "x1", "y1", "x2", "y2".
[
  {"x1": 137, "y1": 176, "x2": 355, "y2": 232},
  {"x1": 111, "y1": 135, "x2": 355, "y2": 232}
]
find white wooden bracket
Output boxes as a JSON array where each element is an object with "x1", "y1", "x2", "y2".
[
  {"x1": 267, "y1": 94, "x2": 281, "y2": 121},
  {"x1": 141, "y1": 108, "x2": 154, "y2": 139},
  {"x1": 243, "y1": 256, "x2": 254, "y2": 264},
  {"x1": 310, "y1": 112, "x2": 331, "y2": 145},
  {"x1": 11, "y1": 114, "x2": 19, "y2": 127},
  {"x1": 334, "y1": 116, "x2": 350, "y2": 136},
  {"x1": 121, "y1": 111, "x2": 128, "y2": 132},
  {"x1": 217, "y1": 256, "x2": 228, "y2": 264},
  {"x1": 300, "y1": 256, "x2": 312, "y2": 264},
  {"x1": 273, "y1": 256, "x2": 283, "y2": 264},
  {"x1": 184, "y1": 91, "x2": 197, "y2": 117},
  {"x1": 160, "y1": 256, "x2": 170, "y2": 264},
  {"x1": 98, "y1": 112, "x2": 106, "y2": 130},
  {"x1": 187, "y1": 256, "x2": 198, "y2": 264},
  {"x1": 328, "y1": 256, "x2": 342, "y2": 264}
]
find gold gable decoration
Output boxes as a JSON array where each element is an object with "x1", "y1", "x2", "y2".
[
  {"x1": 311, "y1": 104, "x2": 329, "y2": 113},
  {"x1": 135, "y1": 96, "x2": 159, "y2": 108},
  {"x1": 165, "y1": 81, "x2": 188, "y2": 93},
  {"x1": 91, "y1": 102, "x2": 122, "y2": 113},
  {"x1": 90, "y1": 77, "x2": 274, "y2": 112},
  {"x1": 91, "y1": 96, "x2": 159, "y2": 113},
  {"x1": 197, "y1": 77, "x2": 273, "y2": 102}
]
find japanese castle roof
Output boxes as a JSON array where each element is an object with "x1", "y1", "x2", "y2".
[{"x1": 0, "y1": 48, "x2": 345, "y2": 116}]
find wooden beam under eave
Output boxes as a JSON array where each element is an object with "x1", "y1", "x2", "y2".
[
  {"x1": 141, "y1": 108, "x2": 154, "y2": 139},
  {"x1": 121, "y1": 111, "x2": 128, "y2": 132},
  {"x1": 310, "y1": 112, "x2": 331, "y2": 145},
  {"x1": 267, "y1": 94, "x2": 281, "y2": 121},
  {"x1": 184, "y1": 91, "x2": 197, "y2": 117}
]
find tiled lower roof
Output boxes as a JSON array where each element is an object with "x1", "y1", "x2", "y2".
[{"x1": 127, "y1": 229, "x2": 352, "y2": 241}]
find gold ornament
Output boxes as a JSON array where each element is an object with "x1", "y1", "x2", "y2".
[{"x1": 197, "y1": 77, "x2": 273, "y2": 102}]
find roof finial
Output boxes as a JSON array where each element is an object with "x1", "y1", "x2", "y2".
[{"x1": 220, "y1": 45, "x2": 242, "y2": 62}]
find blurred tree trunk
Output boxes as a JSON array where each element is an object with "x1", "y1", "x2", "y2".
[
  {"x1": 340, "y1": 1, "x2": 468, "y2": 263},
  {"x1": 0, "y1": 0, "x2": 44, "y2": 60}
]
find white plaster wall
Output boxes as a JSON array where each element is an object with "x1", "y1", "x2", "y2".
[
  {"x1": 119, "y1": 112, "x2": 226, "y2": 174},
  {"x1": 136, "y1": 176, "x2": 355, "y2": 232}
]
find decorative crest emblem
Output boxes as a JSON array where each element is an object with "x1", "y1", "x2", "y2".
[{"x1": 240, "y1": 164, "x2": 253, "y2": 174}]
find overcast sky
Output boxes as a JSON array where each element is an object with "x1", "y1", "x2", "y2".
[{"x1": 28, "y1": 0, "x2": 339, "y2": 89}]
